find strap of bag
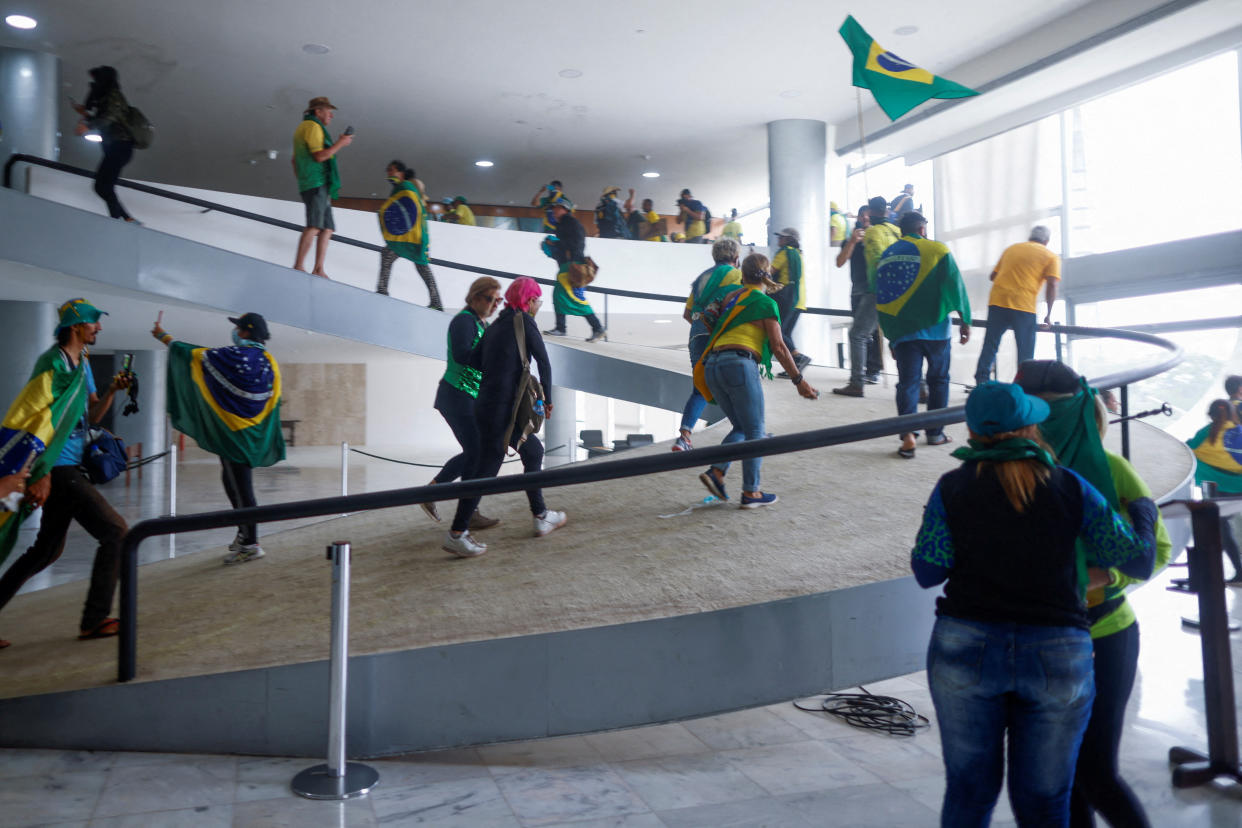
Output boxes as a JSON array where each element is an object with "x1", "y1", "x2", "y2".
[{"x1": 502, "y1": 312, "x2": 532, "y2": 453}]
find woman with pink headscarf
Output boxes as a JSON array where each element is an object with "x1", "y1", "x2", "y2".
[{"x1": 443, "y1": 277, "x2": 567, "y2": 557}]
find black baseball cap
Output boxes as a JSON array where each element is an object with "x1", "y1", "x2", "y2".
[
  {"x1": 228, "y1": 312, "x2": 270, "y2": 342},
  {"x1": 1014, "y1": 360, "x2": 1080, "y2": 395}
]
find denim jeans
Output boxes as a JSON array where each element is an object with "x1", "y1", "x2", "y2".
[
  {"x1": 680, "y1": 319, "x2": 712, "y2": 432},
  {"x1": 929, "y1": 615, "x2": 1095, "y2": 827},
  {"x1": 851, "y1": 291, "x2": 884, "y2": 376},
  {"x1": 553, "y1": 311, "x2": 604, "y2": 335},
  {"x1": 974, "y1": 305, "x2": 1037, "y2": 385},
  {"x1": 95, "y1": 139, "x2": 134, "y2": 219},
  {"x1": 894, "y1": 338, "x2": 950, "y2": 438},
  {"x1": 704, "y1": 350, "x2": 765, "y2": 492},
  {"x1": 848, "y1": 291, "x2": 880, "y2": 384}
]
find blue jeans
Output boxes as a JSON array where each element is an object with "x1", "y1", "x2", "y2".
[
  {"x1": 704, "y1": 350, "x2": 765, "y2": 492},
  {"x1": 894, "y1": 338, "x2": 950, "y2": 438},
  {"x1": 929, "y1": 616, "x2": 1095, "y2": 828},
  {"x1": 848, "y1": 291, "x2": 880, "y2": 384},
  {"x1": 974, "y1": 305, "x2": 1037, "y2": 385},
  {"x1": 680, "y1": 319, "x2": 712, "y2": 433}
]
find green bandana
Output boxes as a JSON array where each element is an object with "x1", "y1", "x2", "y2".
[
  {"x1": 1036, "y1": 380, "x2": 1118, "y2": 509},
  {"x1": 951, "y1": 437, "x2": 1056, "y2": 469}
]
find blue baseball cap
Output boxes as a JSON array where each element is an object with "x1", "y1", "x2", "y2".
[{"x1": 965, "y1": 382, "x2": 1050, "y2": 437}]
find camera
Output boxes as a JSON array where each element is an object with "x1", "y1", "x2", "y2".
[{"x1": 343, "y1": 125, "x2": 355, "y2": 136}]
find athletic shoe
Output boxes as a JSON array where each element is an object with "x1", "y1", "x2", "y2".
[
  {"x1": 534, "y1": 509, "x2": 568, "y2": 537},
  {"x1": 740, "y1": 492, "x2": 779, "y2": 509},
  {"x1": 864, "y1": 373, "x2": 881, "y2": 385},
  {"x1": 430, "y1": 302, "x2": 445, "y2": 312},
  {"x1": 543, "y1": 328, "x2": 568, "y2": 337},
  {"x1": 421, "y1": 501, "x2": 441, "y2": 522},
  {"x1": 227, "y1": 531, "x2": 247, "y2": 552},
  {"x1": 699, "y1": 469, "x2": 728, "y2": 501},
  {"x1": 224, "y1": 544, "x2": 265, "y2": 565},
  {"x1": 831, "y1": 383, "x2": 864, "y2": 398},
  {"x1": 469, "y1": 512, "x2": 500, "y2": 530},
  {"x1": 585, "y1": 328, "x2": 607, "y2": 343},
  {"x1": 442, "y1": 531, "x2": 487, "y2": 558},
  {"x1": 672, "y1": 434, "x2": 693, "y2": 452},
  {"x1": 794, "y1": 353, "x2": 812, "y2": 371}
]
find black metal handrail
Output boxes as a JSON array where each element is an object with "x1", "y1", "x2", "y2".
[{"x1": 2, "y1": 153, "x2": 1185, "y2": 682}]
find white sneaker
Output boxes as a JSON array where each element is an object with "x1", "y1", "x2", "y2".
[
  {"x1": 442, "y1": 531, "x2": 487, "y2": 558},
  {"x1": 533, "y1": 509, "x2": 568, "y2": 537}
]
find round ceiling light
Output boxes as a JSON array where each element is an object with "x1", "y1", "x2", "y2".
[
  {"x1": 894, "y1": 25, "x2": 919, "y2": 36},
  {"x1": 84, "y1": 133, "x2": 102, "y2": 143},
  {"x1": 779, "y1": 89, "x2": 802, "y2": 99},
  {"x1": 5, "y1": 14, "x2": 37, "y2": 29},
  {"x1": 641, "y1": 171, "x2": 660, "y2": 178},
  {"x1": 301, "y1": 43, "x2": 331, "y2": 55},
  {"x1": 558, "y1": 68, "x2": 582, "y2": 78},
  {"x1": 475, "y1": 160, "x2": 494, "y2": 167}
]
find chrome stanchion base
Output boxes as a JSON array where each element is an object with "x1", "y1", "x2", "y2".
[{"x1": 291, "y1": 763, "x2": 379, "y2": 800}]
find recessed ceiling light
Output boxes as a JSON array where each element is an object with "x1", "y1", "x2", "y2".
[
  {"x1": 84, "y1": 133, "x2": 102, "y2": 143},
  {"x1": 558, "y1": 68, "x2": 582, "y2": 78},
  {"x1": 642, "y1": 171, "x2": 660, "y2": 178},
  {"x1": 302, "y1": 43, "x2": 331, "y2": 55},
  {"x1": 19, "y1": 67, "x2": 32, "y2": 78},
  {"x1": 894, "y1": 25, "x2": 918, "y2": 36},
  {"x1": 653, "y1": 319, "x2": 672, "y2": 324},
  {"x1": 5, "y1": 14, "x2": 37, "y2": 29},
  {"x1": 779, "y1": 89, "x2": 801, "y2": 99},
  {"x1": 475, "y1": 160, "x2": 494, "y2": 167}
]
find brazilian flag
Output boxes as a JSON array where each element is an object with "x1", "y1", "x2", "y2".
[
  {"x1": 0, "y1": 346, "x2": 90, "y2": 565},
  {"x1": 839, "y1": 16, "x2": 979, "y2": 121},
  {"x1": 875, "y1": 237, "x2": 971, "y2": 341},
  {"x1": 166, "y1": 342, "x2": 285, "y2": 468},
  {"x1": 379, "y1": 181, "x2": 429, "y2": 265}
]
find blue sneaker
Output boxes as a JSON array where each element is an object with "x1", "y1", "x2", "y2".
[
  {"x1": 739, "y1": 492, "x2": 779, "y2": 509},
  {"x1": 699, "y1": 469, "x2": 728, "y2": 501}
]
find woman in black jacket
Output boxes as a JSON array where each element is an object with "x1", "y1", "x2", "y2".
[
  {"x1": 72, "y1": 66, "x2": 138, "y2": 223},
  {"x1": 443, "y1": 277, "x2": 567, "y2": 557}
]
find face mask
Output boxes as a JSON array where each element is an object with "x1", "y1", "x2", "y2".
[{"x1": 232, "y1": 330, "x2": 244, "y2": 346}]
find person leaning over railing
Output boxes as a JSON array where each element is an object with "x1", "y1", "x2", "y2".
[
  {"x1": 420, "y1": 277, "x2": 503, "y2": 530},
  {"x1": 442, "y1": 277, "x2": 567, "y2": 558},
  {"x1": 1186, "y1": 399, "x2": 1242, "y2": 583},
  {"x1": 694, "y1": 253, "x2": 818, "y2": 509},
  {"x1": 1014, "y1": 359, "x2": 1170, "y2": 828},
  {"x1": 911, "y1": 382, "x2": 1157, "y2": 827}
]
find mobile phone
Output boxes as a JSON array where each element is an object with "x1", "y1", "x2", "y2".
[
  {"x1": 122, "y1": 353, "x2": 134, "y2": 372},
  {"x1": 343, "y1": 125, "x2": 355, "y2": 136}
]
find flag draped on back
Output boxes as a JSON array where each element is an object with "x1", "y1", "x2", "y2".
[
  {"x1": 839, "y1": 16, "x2": 979, "y2": 121},
  {"x1": 0, "y1": 346, "x2": 89, "y2": 565},
  {"x1": 166, "y1": 342, "x2": 285, "y2": 468},
  {"x1": 875, "y1": 237, "x2": 971, "y2": 341},
  {"x1": 379, "y1": 182, "x2": 429, "y2": 264}
]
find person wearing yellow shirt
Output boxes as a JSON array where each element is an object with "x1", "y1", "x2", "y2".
[
  {"x1": 835, "y1": 195, "x2": 900, "y2": 398},
  {"x1": 771, "y1": 227, "x2": 811, "y2": 375},
  {"x1": 446, "y1": 196, "x2": 476, "y2": 226},
  {"x1": 973, "y1": 225, "x2": 1061, "y2": 386},
  {"x1": 291, "y1": 96, "x2": 353, "y2": 278},
  {"x1": 721, "y1": 209, "x2": 743, "y2": 242},
  {"x1": 676, "y1": 189, "x2": 708, "y2": 241}
]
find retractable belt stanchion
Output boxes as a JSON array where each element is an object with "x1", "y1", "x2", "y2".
[
  {"x1": 168, "y1": 443, "x2": 177, "y2": 557},
  {"x1": 340, "y1": 442, "x2": 349, "y2": 497},
  {"x1": 291, "y1": 541, "x2": 379, "y2": 800},
  {"x1": 1163, "y1": 496, "x2": 1242, "y2": 788}
]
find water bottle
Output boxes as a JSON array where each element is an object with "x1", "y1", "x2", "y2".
[{"x1": 534, "y1": 399, "x2": 545, "y2": 417}]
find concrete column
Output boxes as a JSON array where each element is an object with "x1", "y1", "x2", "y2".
[
  {"x1": 0, "y1": 47, "x2": 60, "y2": 187},
  {"x1": 767, "y1": 119, "x2": 831, "y2": 364},
  {"x1": 0, "y1": 301, "x2": 55, "y2": 410},
  {"x1": 543, "y1": 385, "x2": 578, "y2": 467},
  {"x1": 109, "y1": 348, "x2": 168, "y2": 462}
]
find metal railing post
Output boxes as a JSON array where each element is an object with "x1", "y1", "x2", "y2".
[
  {"x1": 604, "y1": 293, "x2": 609, "y2": 341},
  {"x1": 168, "y1": 443, "x2": 177, "y2": 557},
  {"x1": 1120, "y1": 385, "x2": 1131, "y2": 461},
  {"x1": 1053, "y1": 323, "x2": 1063, "y2": 363},
  {"x1": 341, "y1": 442, "x2": 349, "y2": 497},
  {"x1": 291, "y1": 541, "x2": 379, "y2": 800}
]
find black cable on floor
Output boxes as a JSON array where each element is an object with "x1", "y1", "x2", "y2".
[{"x1": 794, "y1": 686, "x2": 930, "y2": 737}]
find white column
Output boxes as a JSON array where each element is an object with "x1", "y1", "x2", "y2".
[
  {"x1": 109, "y1": 349, "x2": 169, "y2": 464},
  {"x1": 768, "y1": 119, "x2": 830, "y2": 363},
  {"x1": 0, "y1": 48, "x2": 60, "y2": 182},
  {"x1": 0, "y1": 301, "x2": 55, "y2": 407},
  {"x1": 544, "y1": 385, "x2": 578, "y2": 467}
]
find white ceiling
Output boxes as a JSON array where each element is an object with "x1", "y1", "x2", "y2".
[{"x1": 0, "y1": 0, "x2": 1111, "y2": 215}]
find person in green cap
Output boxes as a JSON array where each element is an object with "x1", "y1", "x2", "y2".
[
  {"x1": 291, "y1": 96, "x2": 354, "y2": 278},
  {"x1": 0, "y1": 298, "x2": 133, "y2": 647},
  {"x1": 1014, "y1": 359, "x2": 1170, "y2": 828},
  {"x1": 445, "y1": 196, "x2": 476, "y2": 226},
  {"x1": 542, "y1": 197, "x2": 606, "y2": 342}
]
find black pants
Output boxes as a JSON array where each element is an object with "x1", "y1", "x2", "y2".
[
  {"x1": 553, "y1": 311, "x2": 604, "y2": 335},
  {"x1": 433, "y1": 381, "x2": 479, "y2": 484},
  {"x1": 450, "y1": 422, "x2": 545, "y2": 533},
  {"x1": 1069, "y1": 622, "x2": 1150, "y2": 827},
  {"x1": 220, "y1": 459, "x2": 257, "y2": 545},
  {"x1": 774, "y1": 286, "x2": 801, "y2": 354},
  {"x1": 95, "y1": 140, "x2": 134, "y2": 220},
  {"x1": 0, "y1": 465, "x2": 126, "y2": 631}
]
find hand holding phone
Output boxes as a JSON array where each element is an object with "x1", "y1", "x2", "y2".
[{"x1": 342, "y1": 125, "x2": 355, "y2": 136}]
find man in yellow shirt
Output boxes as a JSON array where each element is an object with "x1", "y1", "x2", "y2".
[
  {"x1": 446, "y1": 196, "x2": 476, "y2": 226},
  {"x1": 973, "y1": 226, "x2": 1061, "y2": 387},
  {"x1": 835, "y1": 196, "x2": 899, "y2": 397},
  {"x1": 721, "y1": 209, "x2": 743, "y2": 242},
  {"x1": 291, "y1": 96, "x2": 353, "y2": 278}
]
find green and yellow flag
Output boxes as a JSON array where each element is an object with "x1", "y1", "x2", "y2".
[
  {"x1": 875, "y1": 237, "x2": 971, "y2": 341},
  {"x1": 839, "y1": 16, "x2": 979, "y2": 121}
]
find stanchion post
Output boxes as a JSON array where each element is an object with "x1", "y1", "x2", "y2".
[
  {"x1": 168, "y1": 443, "x2": 177, "y2": 557},
  {"x1": 1120, "y1": 385, "x2": 1131, "y2": 461},
  {"x1": 1053, "y1": 323, "x2": 1063, "y2": 363},
  {"x1": 291, "y1": 541, "x2": 379, "y2": 800},
  {"x1": 604, "y1": 293, "x2": 609, "y2": 342},
  {"x1": 340, "y1": 442, "x2": 349, "y2": 497}
]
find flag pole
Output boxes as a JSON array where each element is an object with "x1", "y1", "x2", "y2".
[{"x1": 855, "y1": 89, "x2": 871, "y2": 197}]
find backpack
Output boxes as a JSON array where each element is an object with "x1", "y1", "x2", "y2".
[
  {"x1": 596, "y1": 199, "x2": 630, "y2": 239},
  {"x1": 83, "y1": 426, "x2": 128, "y2": 484},
  {"x1": 121, "y1": 105, "x2": 155, "y2": 149},
  {"x1": 501, "y1": 313, "x2": 545, "y2": 453}
]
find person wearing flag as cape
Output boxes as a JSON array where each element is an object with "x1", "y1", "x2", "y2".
[
  {"x1": 875, "y1": 212, "x2": 971, "y2": 459},
  {"x1": 0, "y1": 298, "x2": 133, "y2": 648},
  {"x1": 375, "y1": 159, "x2": 443, "y2": 309},
  {"x1": 694, "y1": 253, "x2": 818, "y2": 509},
  {"x1": 542, "y1": 196, "x2": 607, "y2": 342},
  {"x1": 152, "y1": 311, "x2": 285, "y2": 565},
  {"x1": 291, "y1": 96, "x2": 353, "y2": 278}
]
